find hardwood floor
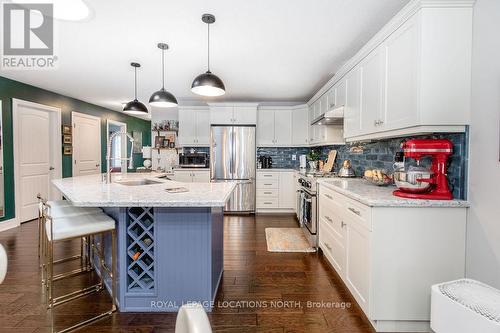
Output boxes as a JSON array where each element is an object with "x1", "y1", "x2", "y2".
[{"x1": 0, "y1": 214, "x2": 375, "y2": 333}]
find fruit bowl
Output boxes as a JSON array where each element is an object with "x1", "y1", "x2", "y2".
[{"x1": 363, "y1": 169, "x2": 393, "y2": 186}]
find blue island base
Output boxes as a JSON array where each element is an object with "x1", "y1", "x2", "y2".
[{"x1": 94, "y1": 206, "x2": 224, "y2": 312}]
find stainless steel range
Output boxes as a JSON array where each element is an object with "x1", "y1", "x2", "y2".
[{"x1": 297, "y1": 170, "x2": 337, "y2": 248}]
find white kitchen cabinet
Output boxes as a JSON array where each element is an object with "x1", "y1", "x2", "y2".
[
  {"x1": 257, "y1": 108, "x2": 292, "y2": 147},
  {"x1": 209, "y1": 104, "x2": 258, "y2": 125},
  {"x1": 335, "y1": 79, "x2": 347, "y2": 108},
  {"x1": 256, "y1": 170, "x2": 295, "y2": 212},
  {"x1": 360, "y1": 45, "x2": 386, "y2": 135},
  {"x1": 344, "y1": 68, "x2": 362, "y2": 138},
  {"x1": 383, "y1": 14, "x2": 418, "y2": 131},
  {"x1": 291, "y1": 106, "x2": 309, "y2": 146},
  {"x1": 171, "y1": 170, "x2": 210, "y2": 183},
  {"x1": 326, "y1": 86, "x2": 336, "y2": 111},
  {"x1": 257, "y1": 110, "x2": 275, "y2": 146},
  {"x1": 274, "y1": 110, "x2": 292, "y2": 145},
  {"x1": 344, "y1": 219, "x2": 371, "y2": 314},
  {"x1": 178, "y1": 107, "x2": 210, "y2": 146},
  {"x1": 318, "y1": 184, "x2": 467, "y2": 332},
  {"x1": 278, "y1": 171, "x2": 295, "y2": 209},
  {"x1": 306, "y1": 3, "x2": 473, "y2": 141}
]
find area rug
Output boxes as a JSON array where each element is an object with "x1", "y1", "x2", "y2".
[{"x1": 265, "y1": 228, "x2": 316, "y2": 253}]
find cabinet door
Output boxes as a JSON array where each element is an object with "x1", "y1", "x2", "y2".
[
  {"x1": 327, "y1": 86, "x2": 336, "y2": 111},
  {"x1": 233, "y1": 107, "x2": 257, "y2": 124},
  {"x1": 257, "y1": 110, "x2": 275, "y2": 146},
  {"x1": 344, "y1": 67, "x2": 362, "y2": 138},
  {"x1": 319, "y1": 93, "x2": 328, "y2": 116},
  {"x1": 171, "y1": 171, "x2": 193, "y2": 183},
  {"x1": 273, "y1": 110, "x2": 292, "y2": 146},
  {"x1": 278, "y1": 172, "x2": 295, "y2": 209},
  {"x1": 178, "y1": 109, "x2": 197, "y2": 146},
  {"x1": 309, "y1": 106, "x2": 316, "y2": 144},
  {"x1": 336, "y1": 79, "x2": 347, "y2": 107},
  {"x1": 210, "y1": 106, "x2": 234, "y2": 125},
  {"x1": 345, "y1": 221, "x2": 371, "y2": 314},
  {"x1": 384, "y1": 15, "x2": 418, "y2": 131},
  {"x1": 192, "y1": 171, "x2": 210, "y2": 183},
  {"x1": 360, "y1": 46, "x2": 386, "y2": 135},
  {"x1": 292, "y1": 107, "x2": 309, "y2": 146},
  {"x1": 195, "y1": 110, "x2": 210, "y2": 145}
]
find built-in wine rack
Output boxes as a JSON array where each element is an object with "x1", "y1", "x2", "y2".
[{"x1": 126, "y1": 207, "x2": 155, "y2": 293}]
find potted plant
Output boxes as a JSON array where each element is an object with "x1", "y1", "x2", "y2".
[{"x1": 307, "y1": 150, "x2": 321, "y2": 170}]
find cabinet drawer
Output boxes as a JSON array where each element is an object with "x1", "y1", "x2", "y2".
[
  {"x1": 319, "y1": 205, "x2": 345, "y2": 242},
  {"x1": 319, "y1": 221, "x2": 345, "y2": 276},
  {"x1": 256, "y1": 179, "x2": 279, "y2": 189},
  {"x1": 257, "y1": 172, "x2": 279, "y2": 181},
  {"x1": 256, "y1": 188, "x2": 279, "y2": 198},
  {"x1": 256, "y1": 197, "x2": 279, "y2": 208},
  {"x1": 320, "y1": 185, "x2": 372, "y2": 231}
]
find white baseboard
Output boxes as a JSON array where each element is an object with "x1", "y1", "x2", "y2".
[{"x1": 0, "y1": 218, "x2": 20, "y2": 232}]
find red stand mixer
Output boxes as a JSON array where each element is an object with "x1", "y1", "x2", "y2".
[{"x1": 393, "y1": 139, "x2": 453, "y2": 200}]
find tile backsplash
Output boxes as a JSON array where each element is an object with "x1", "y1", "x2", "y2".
[{"x1": 257, "y1": 132, "x2": 468, "y2": 199}]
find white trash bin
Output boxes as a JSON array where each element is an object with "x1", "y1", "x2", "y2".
[{"x1": 431, "y1": 279, "x2": 500, "y2": 333}]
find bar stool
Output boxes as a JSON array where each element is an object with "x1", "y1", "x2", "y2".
[
  {"x1": 37, "y1": 195, "x2": 102, "y2": 284},
  {"x1": 42, "y1": 207, "x2": 117, "y2": 333}
]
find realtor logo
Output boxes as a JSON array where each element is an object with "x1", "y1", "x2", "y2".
[{"x1": 2, "y1": 3, "x2": 57, "y2": 69}]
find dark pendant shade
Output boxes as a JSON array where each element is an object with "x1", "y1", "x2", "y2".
[
  {"x1": 123, "y1": 99, "x2": 148, "y2": 115},
  {"x1": 191, "y1": 70, "x2": 226, "y2": 97},
  {"x1": 149, "y1": 88, "x2": 178, "y2": 107}
]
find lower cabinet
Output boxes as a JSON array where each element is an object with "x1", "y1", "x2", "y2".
[
  {"x1": 318, "y1": 184, "x2": 467, "y2": 332},
  {"x1": 170, "y1": 170, "x2": 210, "y2": 183},
  {"x1": 256, "y1": 170, "x2": 295, "y2": 212}
]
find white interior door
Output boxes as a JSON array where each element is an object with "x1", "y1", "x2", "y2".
[
  {"x1": 73, "y1": 112, "x2": 101, "y2": 176},
  {"x1": 13, "y1": 99, "x2": 61, "y2": 223}
]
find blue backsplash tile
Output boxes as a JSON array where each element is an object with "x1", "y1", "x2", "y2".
[{"x1": 257, "y1": 132, "x2": 468, "y2": 200}]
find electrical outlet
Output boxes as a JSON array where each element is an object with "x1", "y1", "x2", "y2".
[{"x1": 292, "y1": 154, "x2": 297, "y2": 161}]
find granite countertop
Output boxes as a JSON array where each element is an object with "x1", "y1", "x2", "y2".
[
  {"x1": 257, "y1": 168, "x2": 298, "y2": 172},
  {"x1": 173, "y1": 168, "x2": 210, "y2": 171},
  {"x1": 317, "y1": 178, "x2": 470, "y2": 208},
  {"x1": 52, "y1": 173, "x2": 236, "y2": 208}
]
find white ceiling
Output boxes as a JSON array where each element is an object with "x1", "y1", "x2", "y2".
[{"x1": 1, "y1": 0, "x2": 410, "y2": 118}]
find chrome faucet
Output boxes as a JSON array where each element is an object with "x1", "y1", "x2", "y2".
[{"x1": 105, "y1": 131, "x2": 135, "y2": 183}]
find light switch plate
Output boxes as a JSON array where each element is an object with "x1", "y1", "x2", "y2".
[{"x1": 292, "y1": 154, "x2": 296, "y2": 161}]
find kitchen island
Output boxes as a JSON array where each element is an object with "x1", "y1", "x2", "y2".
[{"x1": 52, "y1": 173, "x2": 236, "y2": 312}]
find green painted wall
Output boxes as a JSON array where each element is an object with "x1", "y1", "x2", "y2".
[{"x1": 0, "y1": 76, "x2": 151, "y2": 222}]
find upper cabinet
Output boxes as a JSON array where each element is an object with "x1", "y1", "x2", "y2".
[
  {"x1": 291, "y1": 106, "x2": 309, "y2": 146},
  {"x1": 257, "y1": 108, "x2": 292, "y2": 147},
  {"x1": 308, "y1": 99, "x2": 345, "y2": 146},
  {"x1": 209, "y1": 103, "x2": 258, "y2": 125},
  {"x1": 307, "y1": 1, "x2": 474, "y2": 142},
  {"x1": 178, "y1": 107, "x2": 210, "y2": 146}
]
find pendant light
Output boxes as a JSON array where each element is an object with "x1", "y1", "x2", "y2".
[
  {"x1": 123, "y1": 62, "x2": 148, "y2": 114},
  {"x1": 149, "y1": 43, "x2": 178, "y2": 108},
  {"x1": 191, "y1": 14, "x2": 226, "y2": 97}
]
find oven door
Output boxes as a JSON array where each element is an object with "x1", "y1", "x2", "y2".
[{"x1": 300, "y1": 189, "x2": 317, "y2": 235}]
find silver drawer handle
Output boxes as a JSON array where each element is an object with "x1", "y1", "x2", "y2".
[
  {"x1": 264, "y1": 202, "x2": 273, "y2": 204},
  {"x1": 348, "y1": 207, "x2": 361, "y2": 216},
  {"x1": 264, "y1": 192, "x2": 272, "y2": 194},
  {"x1": 324, "y1": 243, "x2": 332, "y2": 251},
  {"x1": 325, "y1": 194, "x2": 333, "y2": 200},
  {"x1": 264, "y1": 183, "x2": 273, "y2": 186},
  {"x1": 263, "y1": 175, "x2": 272, "y2": 177},
  {"x1": 341, "y1": 221, "x2": 346, "y2": 228},
  {"x1": 324, "y1": 216, "x2": 333, "y2": 223}
]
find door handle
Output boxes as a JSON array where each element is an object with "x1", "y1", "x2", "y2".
[
  {"x1": 96, "y1": 164, "x2": 100, "y2": 167},
  {"x1": 341, "y1": 221, "x2": 346, "y2": 228},
  {"x1": 49, "y1": 166, "x2": 55, "y2": 171},
  {"x1": 325, "y1": 194, "x2": 333, "y2": 200},
  {"x1": 324, "y1": 216, "x2": 333, "y2": 223}
]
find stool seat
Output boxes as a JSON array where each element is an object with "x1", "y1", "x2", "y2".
[
  {"x1": 45, "y1": 213, "x2": 115, "y2": 241},
  {"x1": 46, "y1": 205, "x2": 102, "y2": 218}
]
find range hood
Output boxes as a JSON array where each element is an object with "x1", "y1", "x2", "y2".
[{"x1": 311, "y1": 106, "x2": 344, "y2": 126}]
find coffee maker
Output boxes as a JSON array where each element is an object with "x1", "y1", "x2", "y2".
[{"x1": 393, "y1": 139, "x2": 453, "y2": 200}]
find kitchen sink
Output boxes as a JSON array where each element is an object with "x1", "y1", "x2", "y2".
[{"x1": 115, "y1": 179, "x2": 164, "y2": 186}]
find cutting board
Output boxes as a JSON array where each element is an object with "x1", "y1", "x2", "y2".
[{"x1": 323, "y1": 150, "x2": 337, "y2": 172}]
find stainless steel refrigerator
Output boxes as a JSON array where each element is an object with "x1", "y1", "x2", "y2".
[{"x1": 210, "y1": 125, "x2": 256, "y2": 213}]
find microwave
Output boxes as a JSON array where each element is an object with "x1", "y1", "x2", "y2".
[{"x1": 178, "y1": 153, "x2": 209, "y2": 168}]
